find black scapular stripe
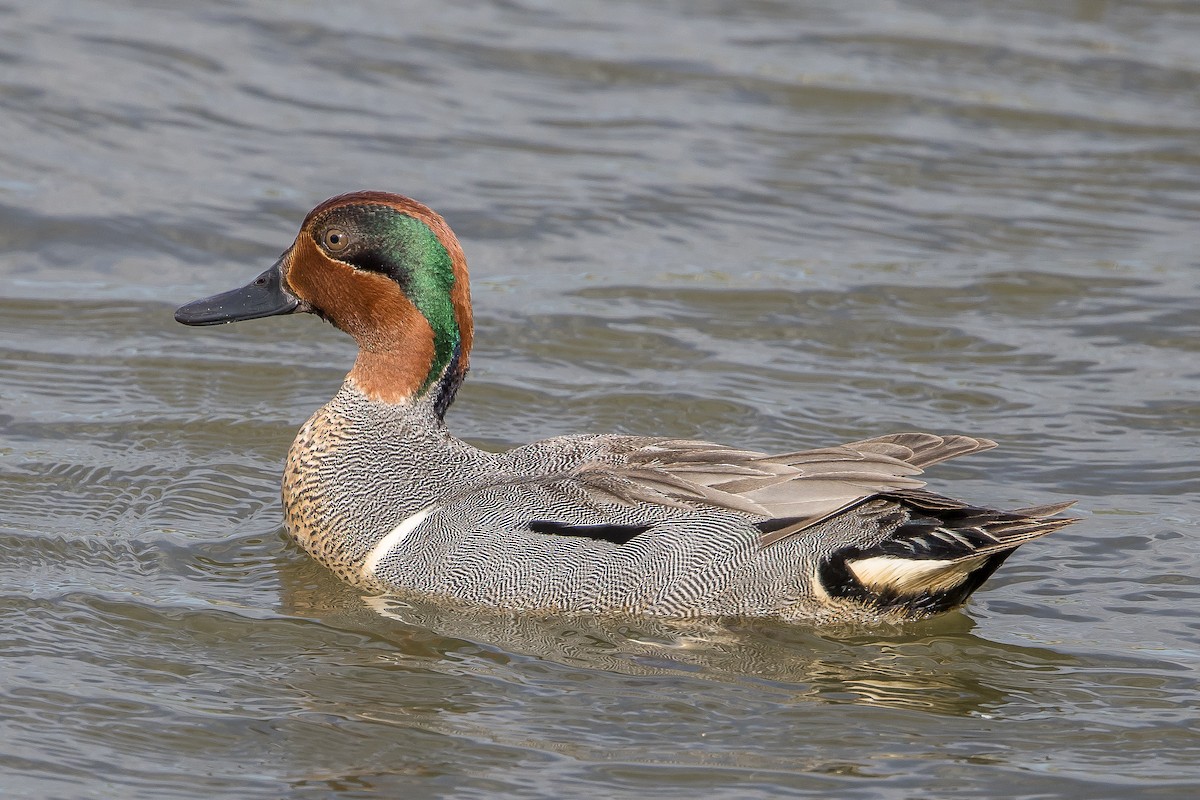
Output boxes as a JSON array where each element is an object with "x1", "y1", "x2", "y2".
[{"x1": 527, "y1": 520, "x2": 652, "y2": 546}]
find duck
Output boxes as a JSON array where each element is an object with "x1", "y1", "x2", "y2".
[{"x1": 175, "y1": 191, "x2": 1076, "y2": 623}]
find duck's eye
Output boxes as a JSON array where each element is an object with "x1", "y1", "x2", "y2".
[{"x1": 323, "y1": 228, "x2": 350, "y2": 252}]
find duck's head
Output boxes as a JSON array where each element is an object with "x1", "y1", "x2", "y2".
[{"x1": 176, "y1": 191, "x2": 473, "y2": 416}]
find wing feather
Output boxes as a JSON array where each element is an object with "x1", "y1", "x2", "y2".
[
  {"x1": 565, "y1": 432, "x2": 1002, "y2": 541},
  {"x1": 474, "y1": 433, "x2": 1021, "y2": 549}
]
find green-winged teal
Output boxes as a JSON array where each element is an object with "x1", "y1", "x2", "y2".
[{"x1": 176, "y1": 191, "x2": 1076, "y2": 622}]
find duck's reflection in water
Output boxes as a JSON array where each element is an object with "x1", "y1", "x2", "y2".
[{"x1": 353, "y1": 591, "x2": 1075, "y2": 718}]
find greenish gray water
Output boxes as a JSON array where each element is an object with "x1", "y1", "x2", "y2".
[{"x1": 2, "y1": 1, "x2": 1199, "y2": 797}]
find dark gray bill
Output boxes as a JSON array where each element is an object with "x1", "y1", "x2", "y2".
[{"x1": 175, "y1": 258, "x2": 299, "y2": 326}]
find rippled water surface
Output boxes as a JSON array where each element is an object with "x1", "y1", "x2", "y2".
[{"x1": 2, "y1": 1, "x2": 1199, "y2": 797}]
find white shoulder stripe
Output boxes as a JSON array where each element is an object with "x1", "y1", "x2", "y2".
[{"x1": 361, "y1": 505, "x2": 435, "y2": 579}]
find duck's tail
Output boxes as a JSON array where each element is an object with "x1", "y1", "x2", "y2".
[{"x1": 815, "y1": 490, "x2": 1077, "y2": 616}]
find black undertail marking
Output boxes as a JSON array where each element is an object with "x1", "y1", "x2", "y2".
[
  {"x1": 814, "y1": 493, "x2": 1073, "y2": 616},
  {"x1": 819, "y1": 542, "x2": 1014, "y2": 616},
  {"x1": 527, "y1": 520, "x2": 652, "y2": 546}
]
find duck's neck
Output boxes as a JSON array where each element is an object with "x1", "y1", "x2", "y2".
[
  {"x1": 339, "y1": 375, "x2": 451, "y2": 434},
  {"x1": 348, "y1": 341, "x2": 466, "y2": 418}
]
